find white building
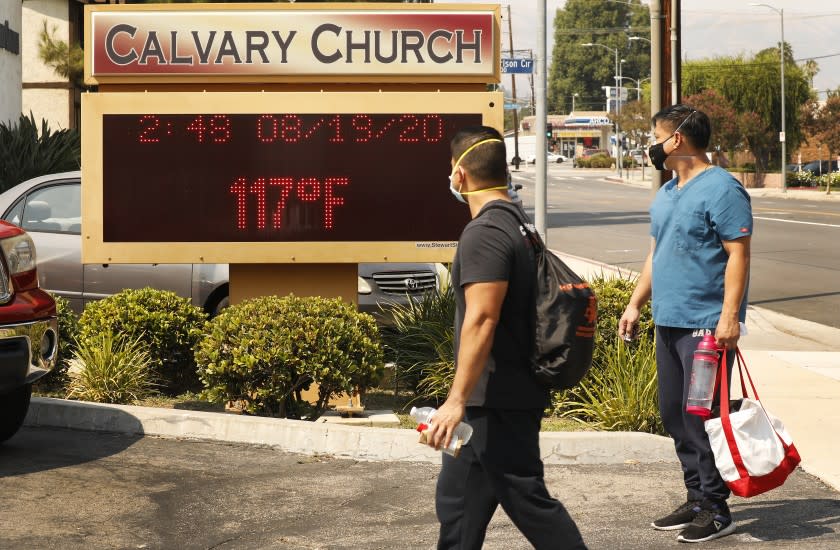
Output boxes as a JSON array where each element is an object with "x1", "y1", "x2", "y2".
[
  {"x1": 21, "y1": 0, "x2": 90, "y2": 131},
  {"x1": 0, "y1": 2, "x2": 22, "y2": 126}
]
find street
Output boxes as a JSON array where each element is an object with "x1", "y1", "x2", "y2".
[
  {"x1": 512, "y1": 163, "x2": 840, "y2": 328},
  {"x1": 2, "y1": 427, "x2": 839, "y2": 550}
]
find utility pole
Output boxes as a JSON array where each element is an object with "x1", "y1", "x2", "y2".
[
  {"x1": 506, "y1": 5, "x2": 521, "y2": 169},
  {"x1": 536, "y1": 0, "x2": 547, "y2": 241},
  {"x1": 649, "y1": 0, "x2": 680, "y2": 193},
  {"x1": 529, "y1": 49, "x2": 535, "y2": 116}
]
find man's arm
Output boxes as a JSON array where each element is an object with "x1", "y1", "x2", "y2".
[
  {"x1": 618, "y1": 238, "x2": 655, "y2": 340},
  {"x1": 715, "y1": 235, "x2": 751, "y2": 350},
  {"x1": 424, "y1": 280, "x2": 507, "y2": 451}
]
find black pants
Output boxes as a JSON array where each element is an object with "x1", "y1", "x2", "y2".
[
  {"x1": 655, "y1": 326, "x2": 735, "y2": 503},
  {"x1": 435, "y1": 407, "x2": 586, "y2": 550}
]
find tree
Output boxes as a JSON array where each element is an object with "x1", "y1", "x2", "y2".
[
  {"x1": 38, "y1": 21, "x2": 84, "y2": 85},
  {"x1": 802, "y1": 96, "x2": 840, "y2": 158},
  {"x1": 610, "y1": 99, "x2": 650, "y2": 148},
  {"x1": 548, "y1": 0, "x2": 650, "y2": 114},
  {"x1": 682, "y1": 89, "x2": 742, "y2": 153},
  {"x1": 682, "y1": 44, "x2": 812, "y2": 170}
]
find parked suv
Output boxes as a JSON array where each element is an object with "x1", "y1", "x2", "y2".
[{"x1": 0, "y1": 221, "x2": 58, "y2": 442}]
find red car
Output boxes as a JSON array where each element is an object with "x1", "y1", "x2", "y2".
[{"x1": 0, "y1": 220, "x2": 58, "y2": 442}]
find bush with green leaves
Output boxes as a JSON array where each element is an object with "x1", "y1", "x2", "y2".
[
  {"x1": 588, "y1": 273, "x2": 654, "y2": 345},
  {"x1": 588, "y1": 153, "x2": 614, "y2": 169},
  {"x1": 34, "y1": 295, "x2": 79, "y2": 393},
  {"x1": 380, "y1": 285, "x2": 456, "y2": 404},
  {"x1": 195, "y1": 295, "x2": 384, "y2": 420},
  {"x1": 77, "y1": 288, "x2": 208, "y2": 394},
  {"x1": 66, "y1": 331, "x2": 156, "y2": 404},
  {"x1": 0, "y1": 113, "x2": 80, "y2": 193},
  {"x1": 554, "y1": 334, "x2": 663, "y2": 434}
]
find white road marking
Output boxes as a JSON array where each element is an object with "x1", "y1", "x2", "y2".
[{"x1": 754, "y1": 216, "x2": 840, "y2": 228}]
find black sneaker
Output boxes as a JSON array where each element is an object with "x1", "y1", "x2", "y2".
[
  {"x1": 677, "y1": 501, "x2": 736, "y2": 543},
  {"x1": 651, "y1": 500, "x2": 701, "y2": 531}
]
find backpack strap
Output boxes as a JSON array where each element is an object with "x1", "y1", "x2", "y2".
[{"x1": 481, "y1": 202, "x2": 545, "y2": 253}]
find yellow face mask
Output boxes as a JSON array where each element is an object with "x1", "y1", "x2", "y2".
[{"x1": 449, "y1": 138, "x2": 509, "y2": 203}]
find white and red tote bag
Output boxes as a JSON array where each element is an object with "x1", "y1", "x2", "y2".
[{"x1": 704, "y1": 349, "x2": 801, "y2": 498}]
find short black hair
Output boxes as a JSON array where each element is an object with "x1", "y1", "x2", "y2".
[
  {"x1": 652, "y1": 104, "x2": 711, "y2": 151},
  {"x1": 450, "y1": 126, "x2": 508, "y2": 183}
]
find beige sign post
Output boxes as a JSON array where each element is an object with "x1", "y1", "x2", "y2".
[{"x1": 83, "y1": 2, "x2": 502, "y2": 409}]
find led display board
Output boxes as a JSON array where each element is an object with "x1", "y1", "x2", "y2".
[{"x1": 82, "y1": 91, "x2": 503, "y2": 264}]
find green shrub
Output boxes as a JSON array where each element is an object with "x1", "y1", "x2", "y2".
[
  {"x1": 588, "y1": 153, "x2": 614, "y2": 168},
  {"x1": 0, "y1": 113, "x2": 81, "y2": 193},
  {"x1": 77, "y1": 288, "x2": 208, "y2": 394},
  {"x1": 588, "y1": 273, "x2": 654, "y2": 345},
  {"x1": 555, "y1": 334, "x2": 663, "y2": 434},
  {"x1": 380, "y1": 285, "x2": 456, "y2": 404},
  {"x1": 34, "y1": 295, "x2": 79, "y2": 393},
  {"x1": 66, "y1": 331, "x2": 156, "y2": 404},
  {"x1": 195, "y1": 295, "x2": 384, "y2": 420},
  {"x1": 575, "y1": 158, "x2": 591, "y2": 168}
]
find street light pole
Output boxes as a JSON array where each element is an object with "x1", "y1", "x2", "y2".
[
  {"x1": 572, "y1": 92, "x2": 578, "y2": 113},
  {"x1": 751, "y1": 3, "x2": 786, "y2": 192}
]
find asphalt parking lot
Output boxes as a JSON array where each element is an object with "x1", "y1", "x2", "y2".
[{"x1": 2, "y1": 427, "x2": 839, "y2": 550}]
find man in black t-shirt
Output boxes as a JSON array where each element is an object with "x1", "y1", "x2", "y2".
[{"x1": 422, "y1": 126, "x2": 586, "y2": 550}]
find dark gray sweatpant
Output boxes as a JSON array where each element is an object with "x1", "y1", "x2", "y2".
[
  {"x1": 655, "y1": 326, "x2": 735, "y2": 503},
  {"x1": 435, "y1": 407, "x2": 586, "y2": 550}
]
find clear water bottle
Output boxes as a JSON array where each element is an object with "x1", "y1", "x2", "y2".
[
  {"x1": 410, "y1": 406, "x2": 473, "y2": 457},
  {"x1": 686, "y1": 334, "x2": 721, "y2": 419}
]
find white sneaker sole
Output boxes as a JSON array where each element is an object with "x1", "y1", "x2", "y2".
[
  {"x1": 676, "y1": 522, "x2": 736, "y2": 543},
  {"x1": 651, "y1": 522, "x2": 692, "y2": 531}
]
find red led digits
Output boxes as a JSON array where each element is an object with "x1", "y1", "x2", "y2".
[
  {"x1": 324, "y1": 177, "x2": 349, "y2": 230},
  {"x1": 257, "y1": 115, "x2": 278, "y2": 143},
  {"x1": 230, "y1": 177, "x2": 249, "y2": 230},
  {"x1": 186, "y1": 116, "x2": 207, "y2": 143},
  {"x1": 351, "y1": 115, "x2": 373, "y2": 143},
  {"x1": 231, "y1": 176, "x2": 349, "y2": 231},
  {"x1": 210, "y1": 115, "x2": 231, "y2": 144},
  {"x1": 327, "y1": 115, "x2": 344, "y2": 143},
  {"x1": 424, "y1": 115, "x2": 444, "y2": 143},
  {"x1": 250, "y1": 178, "x2": 268, "y2": 229},
  {"x1": 281, "y1": 115, "x2": 303, "y2": 143},
  {"x1": 269, "y1": 177, "x2": 294, "y2": 229},
  {"x1": 138, "y1": 115, "x2": 161, "y2": 143},
  {"x1": 398, "y1": 115, "x2": 421, "y2": 143}
]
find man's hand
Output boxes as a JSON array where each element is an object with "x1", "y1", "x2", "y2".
[
  {"x1": 423, "y1": 398, "x2": 466, "y2": 452},
  {"x1": 715, "y1": 315, "x2": 740, "y2": 350},
  {"x1": 619, "y1": 305, "x2": 641, "y2": 341}
]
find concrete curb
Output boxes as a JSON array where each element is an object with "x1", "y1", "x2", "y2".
[{"x1": 24, "y1": 397, "x2": 677, "y2": 465}]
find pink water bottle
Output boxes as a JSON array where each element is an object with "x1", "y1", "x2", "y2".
[{"x1": 686, "y1": 334, "x2": 721, "y2": 419}]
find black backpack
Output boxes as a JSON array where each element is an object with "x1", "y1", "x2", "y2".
[{"x1": 484, "y1": 203, "x2": 597, "y2": 390}]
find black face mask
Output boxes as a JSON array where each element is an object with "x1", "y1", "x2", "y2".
[
  {"x1": 648, "y1": 139, "x2": 671, "y2": 171},
  {"x1": 648, "y1": 111, "x2": 696, "y2": 171}
]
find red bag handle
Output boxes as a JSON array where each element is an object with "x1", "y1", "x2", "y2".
[
  {"x1": 718, "y1": 347, "x2": 794, "y2": 482},
  {"x1": 718, "y1": 348, "x2": 750, "y2": 480}
]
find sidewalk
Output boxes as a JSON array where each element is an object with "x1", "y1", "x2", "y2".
[{"x1": 605, "y1": 168, "x2": 840, "y2": 201}]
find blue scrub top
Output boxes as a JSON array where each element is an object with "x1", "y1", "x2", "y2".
[{"x1": 649, "y1": 166, "x2": 753, "y2": 328}]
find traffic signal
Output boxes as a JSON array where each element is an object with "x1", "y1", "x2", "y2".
[{"x1": 546, "y1": 123, "x2": 553, "y2": 138}]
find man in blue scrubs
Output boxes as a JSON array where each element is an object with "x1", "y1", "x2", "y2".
[{"x1": 619, "y1": 105, "x2": 752, "y2": 544}]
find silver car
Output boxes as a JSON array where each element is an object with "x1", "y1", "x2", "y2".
[{"x1": 0, "y1": 171, "x2": 441, "y2": 322}]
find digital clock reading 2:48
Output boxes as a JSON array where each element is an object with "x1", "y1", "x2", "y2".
[{"x1": 102, "y1": 113, "x2": 479, "y2": 243}]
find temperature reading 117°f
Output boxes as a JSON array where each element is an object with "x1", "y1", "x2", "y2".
[{"x1": 230, "y1": 176, "x2": 349, "y2": 231}]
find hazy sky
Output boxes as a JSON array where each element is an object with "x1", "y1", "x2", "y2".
[{"x1": 447, "y1": 0, "x2": 840, "y2": 96}]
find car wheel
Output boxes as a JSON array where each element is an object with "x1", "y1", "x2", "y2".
[
  {"x1": 0, "y1": 384, "x2": 32, "y2": 443},
  {"x1": 210, "y1": 295, "x2": 230, "y2": 318}
]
